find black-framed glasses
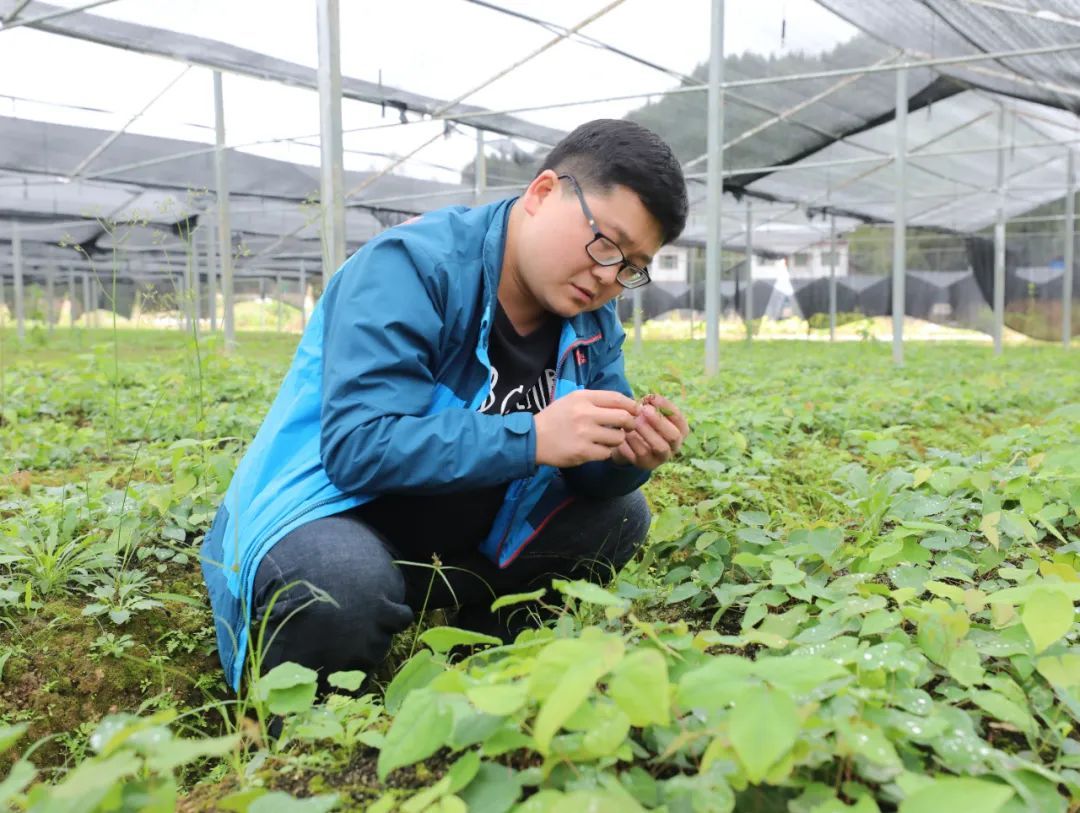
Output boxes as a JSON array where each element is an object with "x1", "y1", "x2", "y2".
[{"x1": 558, "y1": 174, "x2": 651, "y2": 289}]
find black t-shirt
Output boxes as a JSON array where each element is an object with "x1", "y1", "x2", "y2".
[{"x1": 354, "y1": 303, "x2": 560, "y2": 558}]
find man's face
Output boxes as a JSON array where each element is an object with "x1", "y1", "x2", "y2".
[{"x1": 516, "y1": 171, "x2": 663, "y2": 319}]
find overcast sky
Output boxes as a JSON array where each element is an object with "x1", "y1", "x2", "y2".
[{"x1": 1, "y1": 0, "x2": 859, "y2": 185}]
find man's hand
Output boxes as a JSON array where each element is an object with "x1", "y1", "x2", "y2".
[
  {"x1": 610, "y1": 394, "x2": 689, "y2": 471},
  {"x1": 534, "y1": 390, "x2": 639, "y2": 468}
]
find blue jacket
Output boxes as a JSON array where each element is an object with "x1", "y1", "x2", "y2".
[{"x1": 200, "y1": 197, "x2": 650, "y2": 689}]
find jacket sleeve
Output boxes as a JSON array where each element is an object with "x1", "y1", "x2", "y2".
[
  {"x1": 319, "y1": 236, "x2": 537, "y2": 496},
  {"x1": 560, "y1": 317, "x2": 651, "y2": 499}
]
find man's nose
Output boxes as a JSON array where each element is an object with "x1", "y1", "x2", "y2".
[{"x1": 591, "y1": 262, "x2": 620, "y2": 286}]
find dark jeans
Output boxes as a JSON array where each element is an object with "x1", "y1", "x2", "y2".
[{"x1": 250, "y1": 490, "x2": 650, "y2": 683}]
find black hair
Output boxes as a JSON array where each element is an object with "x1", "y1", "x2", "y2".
[{"x1": 538, "y1": 119, "x2": 688, "y2": 245}]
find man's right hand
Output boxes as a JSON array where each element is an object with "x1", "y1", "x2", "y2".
[{"x1": 533, "y1": 390, "x2": 639, "y2": 468}]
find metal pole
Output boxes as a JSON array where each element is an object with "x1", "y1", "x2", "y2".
[
  {"x1": 892, "y1": 67, "x2": 908, "y2": 366},
  {"x1": 67, "y1": 268, "x2": 75, "y2": 329},
  {"x1": 276, "y1": 273, "x2": 283, "y2": 332},
  {"x1": 689, "y1": 246, "x2": 696, "y2": 340},
  {"x1": 993, "y1": 107, "x2": 1007, "y2": 356},
  {"x1": 206, "y1": 216, "x2": 217, "y2": 332},
  {"x1": 214, "y1": 70, "x2": 235, "y2": 351},
  {"x1": 82, "y1": 272, "x2": 91, "y2": 329},
  {"x1": 829, "y1": 214, "x2": 838, "y2": 341},
  {"x1": 191, "y1": 226, "x2": 201, "y2": 331},
  {"x1": 744, "y1": 200, "x2": 753, "y2": 342},
  {"x1": 46, "y1": 265, "x2": 55, "y2": 334},
  {"x1": 181, "y1": 239, "x2": 191, "y2": 332},
  {"x1": 1063, "y1": 148, "x2": 1074, "y2": 349},
  {"x1": 632, "y1": 286, "x2": 643, "y2": 352},
  {"x1": 316, "y1": 0, "x2": 346, "y2": 283},
  {"x1": 300, "y1": 261, "x2": 308, "y2": 334},
  {"x1": 474, "y1": 128, "x2": 487, "y2": 204},
  {"x1": 12, "y1": 222, "x2": 24, "y2": 340},
  {"x1": 705, "y1": 0, "x2": 724, "y2": 375}
]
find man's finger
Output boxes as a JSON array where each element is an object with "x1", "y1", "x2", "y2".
[
  {"x1": 626, "y1": 431, "x2": 651, "y2": 461},
  {"x1": 590, "y1": 425, "x2": 627, "y2": 448},
  {"x1": 594, "y1": 406, "x2": 637, "y2": 431},
  {"x1": 634, "y1": 419, "x2": 671, "y2": 457},
  {"x1": 648, "y1": 394, "x2": 690, "y2": 436},
  {"x1": 583, "y1": 389, "x2": 640, "y2": 415},
  {"x1": 643, "y1": 407, "x2": 683, "y2": 444}
]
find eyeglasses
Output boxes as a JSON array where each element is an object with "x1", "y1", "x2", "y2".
[{"x1": 558, "y1": 174, "x2": 651, "y2": 289}]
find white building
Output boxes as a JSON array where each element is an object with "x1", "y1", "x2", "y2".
[{"x1": 784, "y1": 240, "x2": 850, "y2": 279}]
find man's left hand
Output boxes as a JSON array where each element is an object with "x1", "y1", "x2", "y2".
[{"x1": 610, "y1": 394, "x2": 689, "y2": 471}]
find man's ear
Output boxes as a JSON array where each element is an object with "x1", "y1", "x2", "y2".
[{"x1": 521, "y1": 169, "x2": 560, "y2": 217}]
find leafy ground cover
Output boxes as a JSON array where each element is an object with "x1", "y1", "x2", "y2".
[{"x1": 0, "y1": 327, "x2": 1078, "y2": 812}]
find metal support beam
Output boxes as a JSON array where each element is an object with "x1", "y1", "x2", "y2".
[
  {"x1": 892, "y1": 67, "x2": 908, "y2": 366},
  {"x1": 276, "y1": 273, "x2": 284, "y2": 332},
  {"x1": 993, "y1": 107, "x2": 1007, "y2": 355},
  {"x1": 744, "y1": 201, "x2": 753, "y2": 342},
  {"x1": 67, "y1": 268, "x2": 75, "y2": 329},
  {"x1": 191, "y1": 226, "x2": 201, "y2": 332},
  {"x1": 1065, "y1": 148, "x2": 1075, "y2": 349},
  {"x1": 316, "y1": 0, "x2": 345, "y2": 282},
  {"x1": 12, "y1": 221, "x2": 24, "y2": 340},
  {"x1": 829, "y1": 214, "x2": 838, "y2": 342},
  {"x1": 45, "y1": 265, "x2": 55, "y2": 333},
  {"x1": 0, "y1": 0, "x2": 120, "y2": 31},
  {"x1": 474, "y1": 128, "x2": 487, "y2": 203},
  {"x1": 81, "y1": 272, "x2": 91, "y2": 328},
  {"x1": 177, "y1": 265, "x2": 187, "y2": 331},
  {"x1": 705, "y1": 0, "x2": 724, "y2": 375},
  {"x1": 206, "y1": 216, "x2": 217, "y2": 332},
  {"x1": 213, "y1": 70, "x2": 236, "y2": 351}
]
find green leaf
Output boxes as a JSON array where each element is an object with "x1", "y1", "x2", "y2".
[
  {"x1": 0, "y1": 723, "x2": 28, "y2": 753},
  {"x1": 447, "y1": 750, "x2": 482, "y2": 794},
  {"x1": 254, "y1": 662, "x2": 318, "y2": 716},
  {"x1": 752, "y1": 656, "x2": 849, "y2": 698},
  {"x1": 665, "y1": 581, "x2": 701, "y2": 604},
  {"x1": 466, "y1": 684, "x2": 529, "y2": 716},
  {"x1": 946, "y1": 643, "x2": 984, "y2": 687},
  {"x1": 968, "y1": 690, "x2": 1035, "y2": 734},
  {"x1": 378, "y1": 689, "x2": 453, "y2": 780},
  {"x1": 677, "y1": 655, "x2": 756, "y2": 710},
  {"x1": 248, "y1": 791, "x2": 341, "y2": 813},
  {"x1": 553, "y1": 579, "x2": 629, "y2": 610},
  {"x1": 607, "y1": 649, "x2": 670, "y2": 727},
  {"x1": 419, "y1": 626, "x2": 503, "y2": 654},
  {"x1": 869, "y1": 536, "x2": 905, "y2": 562},
  {"x1": 899, "y1": 777, "x2": 1013, "y2": 813},
  {"x1": 1021, "y1": 588, "x2": 1075, "y2": 654},
  {"x1": 490, "y1": 588, "x2": 545, "y2": 612},
  {"x1": 581, "y1": 703, "x2": 631, "y2": 758},
  {"x1": 729, "y1": 685, "x2": 799, "y2": 783},
  {"x1": 385, "y1": 651, "x2": 444, "y2": 714},
  {"x1": 145, "y1": 734, "x2": 238, "y2": 773},
  {"x1": 770, "y1": 558, "x2": 806, "y2": 585},
  {"x1": 50, "y1": 752, "x2": 141, "y2": 800},
  {"x1": 1035, "y1": 653, "x2": 1080, "y2": 687},
  {"x1": 988, "y1": 582, "x2": 1080, "y2": 605},
  {"x1": 0, "y1": 759, "x2": 35, "y2": 808},
  {"x1": 327, "y1": 670, "x2": 366, "y2": 692},
  {"x1": 459, "y1": 763, "x2": 522, "y2": 813},
  {"x1": 532, "y1": 657, "x2": 608, "y2": 755}
]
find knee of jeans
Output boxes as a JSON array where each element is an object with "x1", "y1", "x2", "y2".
[
  {"x1": 583, "y1": 490, "x2": 652, "y2": 578},
  {"x1": 255, "y1": 549, "x2": 408, "y2": 636}
]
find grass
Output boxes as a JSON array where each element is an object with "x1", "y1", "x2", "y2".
[{"x1": 0, "y1": 327, "x2": 1078, "y2": 811}]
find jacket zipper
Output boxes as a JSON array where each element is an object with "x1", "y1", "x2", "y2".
[{"x1": 493, "y1": 332, "x2": 603, "y2": 563}]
